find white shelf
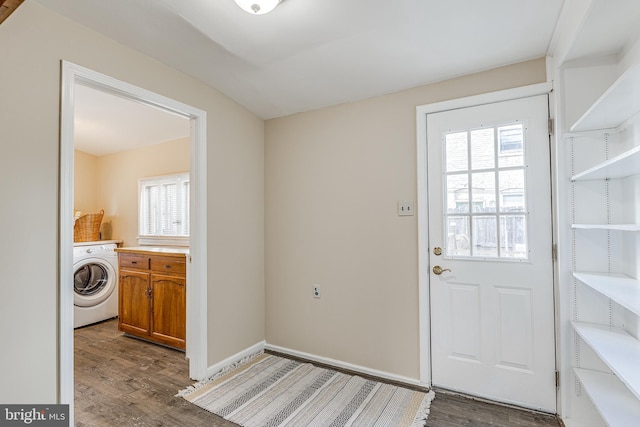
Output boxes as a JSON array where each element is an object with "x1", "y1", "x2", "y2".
[
  {"x1": 574, "y1": 368, "x2": 640, "y2": 427},
  {"x1": 572, "y1": 224, "x2": 640, "y2": 231},
  {"x1": 572, "y1": 322, "x2": 640, "y2": 401},
  {"x1": 571, "y1": 145, "x2": 640, "y2": 181},
  {"x1": 574, "y1": 272, "x2": 640, "y2": 317},
  {"x1": 571, "y1": 62, "x2": 640, "y2": 132}
]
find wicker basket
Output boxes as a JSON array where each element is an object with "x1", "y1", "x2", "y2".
[{"x1": 74, "y1": 209, "x2": 104, "y2": 242}]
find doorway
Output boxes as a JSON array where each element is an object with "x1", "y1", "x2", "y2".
[
  {"x1": 59, "y1": 62, "x2": 208, "y2": 419},
  {"x1": 416, "y1": 83, "x2": 557, "y2": 412}
]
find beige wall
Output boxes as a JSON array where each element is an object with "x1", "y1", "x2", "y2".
[
  {"x1": 74, "y1": 150, "x2": 98, "y2": 214},
  {"x1": 0, "y1": 2, "x2": 264, "y2": 403},
  {"x1": 265, "y1": 58, "x2": 547, "y2": 379},
  {"x1": 94, "y1": 137, "x2": 190, "y2": 246},
  {"x1": 75, "y1": 138, "x2": 190, "y2": 245}
]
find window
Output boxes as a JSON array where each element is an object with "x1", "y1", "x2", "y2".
[
  {"x1": 444, "y1": 123, "x2": 527, "y2": 259},
  {"x1": 138, "y1": 173, "x2": 189, "y2": 246},
  {"x1": 499, "y1": 124, "x2": 524, "y2": 152}
]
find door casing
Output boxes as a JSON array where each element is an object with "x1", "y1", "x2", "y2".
[{"x1": 59, "y1": 61, "x2": 208, "y2": 419}]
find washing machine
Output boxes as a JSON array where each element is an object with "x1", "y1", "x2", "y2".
[{"x1": 73, "y1": 242, "x2": 119, "y2": 328}]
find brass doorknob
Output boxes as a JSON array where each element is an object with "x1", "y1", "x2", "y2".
[{"x1": 432, "y1": 265, "x2": 451, "y2": 275}]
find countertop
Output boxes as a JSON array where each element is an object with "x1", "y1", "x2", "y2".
[
  {"x1": 74, "y1": 239, "x2": 123, "y2": 247},
  {"x1": 115, "y1": 246, "x2": 189, "y2": 257}
]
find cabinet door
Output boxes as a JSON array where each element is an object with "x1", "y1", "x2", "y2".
[
  {"x1": 119, "y1": 269, "x2": 150, "y2": 335},
  {"x1": 150, "y1": 273, "x2": 186, "y2": 349}
]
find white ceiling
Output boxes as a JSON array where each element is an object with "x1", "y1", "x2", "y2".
[
  {"x1": 30, "y1": 0, "x2": 640, "y2": 157},
  {"x1": 73, "y1": 84, "x2": 190, "y2": 156},
  {"x1": 560, "y1": 0, "x2": 640, "y2": 62},
  {"x1": 39, "y1": 0, "x2": 565, "y2": 121}
]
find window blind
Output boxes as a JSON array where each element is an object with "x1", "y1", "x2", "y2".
[{"x1": 139, "y1": 173, "x2": 189, "y2": 238}]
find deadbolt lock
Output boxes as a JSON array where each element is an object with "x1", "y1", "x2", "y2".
[{"x1": 433, "y1": 247, "x2": 442, "y2": 256}]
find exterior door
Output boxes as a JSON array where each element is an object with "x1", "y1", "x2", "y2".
[{"x1": 427, "y1": 95, "x2": 556, "y2": 412}]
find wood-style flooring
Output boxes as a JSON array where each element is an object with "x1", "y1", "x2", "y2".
[{"x1": 75, "y1": 320, "x2": 562, "y2": 426}]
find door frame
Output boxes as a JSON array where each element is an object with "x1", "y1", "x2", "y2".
[
  {"x1": 59, "y1": 61, "x2": 208, "y2": 411},
  {"x1": 416, "y1": 82, "x2": 553, "y2": 387}
]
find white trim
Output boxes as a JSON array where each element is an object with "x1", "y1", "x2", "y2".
[
  {"x1": 137, "y1": 237, "x2": 190, "y2": 247},
  {"x1": 416, "y1": 82, "x2": 552, "y2": 116},
  {"x1": 59, "y1": 61, "x2": 75, "y2": 406},
  {"x1": 265, "y1": 344, "x2": 426, "y2": 388},
  {"x1": 59, "y1": 62, "x2": 208, "y2": 418},
  {"x1": 546, "y1": 0, "x2": 594, "y2": 67},
  {"x1": 188, "y1": 104, "x2": 208, "y2": 380},
  {"x1": 205, "y1": 341, "x2": 266, "y2": 378},
  {"x1": 202, "y1": 341, "x2": 426, "y2": 388},
  {"x1": 416, "y1": 98, "x2": 431, "y2": 386},
  {"x1": 415, "y1": 82, "x2": 554, "y2": 389}
]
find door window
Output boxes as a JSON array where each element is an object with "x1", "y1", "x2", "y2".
[{"x1": 444, "y1": 123, "x2": 528, "y2": 259}]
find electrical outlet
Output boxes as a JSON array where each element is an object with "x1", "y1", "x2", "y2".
[
  {"x1": 313, "y1": 285, "x2": 321, "y2": 299},
  {"x1": 398, "y1": 200, "x2": 414, "y2": 216}
]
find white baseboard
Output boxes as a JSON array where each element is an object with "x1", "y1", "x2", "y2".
[
  {"x1": 265, "y1": 343, "x2": 428, "y2": 388},
  {"x1": 203, "y1": 341, "x2": 429, "y2": 390},
  {"x1": 204, "y1": 340, "x2": 265, "y2": 378}
]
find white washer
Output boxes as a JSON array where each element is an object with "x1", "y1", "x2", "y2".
[{"x1": 73, "y1": 242, "x2": 119, "y2": 328}]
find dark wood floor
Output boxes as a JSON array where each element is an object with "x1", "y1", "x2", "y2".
[{"x1": 75, "y1": 320, "x2": 561, "y2": 426}]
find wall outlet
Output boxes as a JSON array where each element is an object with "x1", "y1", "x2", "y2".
[
  {"x1": 313, "y1": 285, "x2": 321, "y2": 299},
  {"x1": 398, "y1": 200, "x2": 414, "y2": 216}
]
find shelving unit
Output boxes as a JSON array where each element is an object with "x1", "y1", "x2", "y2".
[
  {"x1": 571, "y1": 145, "x2": 640, "y2": 181},
  {"x1": 570, "y1": 62, "x2": 640, "y2": 132},
  {"x1": 568, "y1": 57, "x2": 640, "y2": 426},
  {"x1": 572, "y1": 322, "x2": 640, "y2": 400},
  {"x1": 574, "y1": 273, "x2": 640, "y2": 316},
  {"x1": 572, "y1": 224, "x2": 640, "y2": 231},
  {"x1": 574, "y1": 368, "x2": 640, "y2": 427}
]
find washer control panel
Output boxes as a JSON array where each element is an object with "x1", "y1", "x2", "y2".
[{"x1": 73, "y1": 243, "x2": 117, "y2": 258}]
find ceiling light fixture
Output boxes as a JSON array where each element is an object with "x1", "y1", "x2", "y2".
[{"x1": 233, "y1": 0, "x2": 282, "y2": 15}]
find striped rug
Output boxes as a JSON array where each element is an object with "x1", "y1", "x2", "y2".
[{"x1": 178, "y1": 353, "x2": 435, "y2": 427}]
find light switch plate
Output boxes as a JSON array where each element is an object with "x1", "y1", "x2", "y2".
[{"x1": 398, "y1": 201, "x2": 414, "y2": 216}]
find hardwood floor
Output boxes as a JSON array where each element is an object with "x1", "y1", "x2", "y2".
[
  {"x1": 75, "y1": 320, "x2": 561, "y2": 426},
  {"x1": 75, "y1": 319, "x2": 227, "y2": 426},
  {"x1": 425, "y1": 391, "x2": 561, "y2": 427}
]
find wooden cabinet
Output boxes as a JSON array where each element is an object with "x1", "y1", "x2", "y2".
[{"x1": 117, "y1": 249, "x2": 187, "y2": 350}]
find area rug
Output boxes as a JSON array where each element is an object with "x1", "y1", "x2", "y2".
[{"x1": 178, "y1": 353, "x2": 435, "y2": 427}]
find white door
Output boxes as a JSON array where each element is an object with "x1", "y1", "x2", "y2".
[{"x1": 427, "y1": 95, "x2": 556, "y2": 412}]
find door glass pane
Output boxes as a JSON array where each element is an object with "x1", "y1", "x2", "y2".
[
  {"x1": 471, "y1": 172, "x2": 496, "y2": 213},
  {"x1": 472, "y1": 216, "x2": 497, "y2": 257},
  {"x1": 445, "y1": 132, "x2": 468, "y2": 172},
  {"x1": 447, "y1": 174, "x2": 469, "y2": 214},
  {"x1": 499, "y1": 169, "x2": 525, "y2": 212},
  {"x1": 442, "y1": 122, "x2": 529, "y2": 260},
  {"x1": 447, "y1": 216, "x2": 470, "y2": 256},
  {"x1": 471, "y1": 128, "x2": 495, "y2": 170},
  {"x1": 500, "y1": 215, "x2": 527, "y2": 258},
  {"x1": 498, "y1": 124, "x2": 524, "y2": 167}
]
